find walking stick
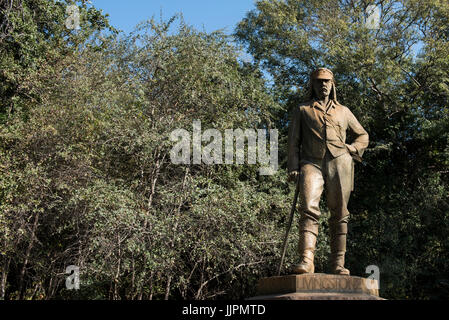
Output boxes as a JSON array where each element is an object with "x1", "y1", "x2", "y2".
[{"x1": 277, "y1": 173, "x2": 301, "y2": 276}]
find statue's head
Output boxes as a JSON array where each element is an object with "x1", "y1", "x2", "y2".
[{"x1": 309, "y1": 67, "x2": 337, "y2": 102}]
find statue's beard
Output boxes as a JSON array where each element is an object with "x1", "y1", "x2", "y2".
[{"x1": 315, "y1": 90, "x2": 329, "y2": 99}]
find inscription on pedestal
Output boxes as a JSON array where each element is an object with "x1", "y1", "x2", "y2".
[{"x1": 254, "y1": 273, "x2": 381, "y2": 300}]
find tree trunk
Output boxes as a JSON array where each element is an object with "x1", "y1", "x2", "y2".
[
  {"x1": 18, "y1": 211, "x2": 40, "y2": 299},
  {"x1": 164, "y1": 274, "x2": 172, "y2": 300},
  {"x1": 1, "y1": 258, "x2": 10, "y2": 300}
]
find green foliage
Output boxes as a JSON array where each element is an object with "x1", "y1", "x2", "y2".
[
  {"x1": 0, "y1": 0, "x2": 114, "y2": 123},
  {"x1": 0, "y1": 14, "x2": 287, "y2": 299}
]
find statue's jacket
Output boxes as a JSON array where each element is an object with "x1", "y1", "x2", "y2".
[{"x1": 288, "y1": 99, "x2": 369, "y2": 175}]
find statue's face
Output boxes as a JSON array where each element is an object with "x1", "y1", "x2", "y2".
[{"x1": 312, "y1": 78, "x2": 333, "y2": 99}]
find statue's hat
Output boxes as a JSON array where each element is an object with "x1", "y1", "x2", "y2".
[{"x1": 311, "y1": 68, "x2": 334, "y2": 80}]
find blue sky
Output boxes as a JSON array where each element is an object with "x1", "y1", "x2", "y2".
[{"x1": 92, "y1": 0, "x2": 257, "y2": 35}]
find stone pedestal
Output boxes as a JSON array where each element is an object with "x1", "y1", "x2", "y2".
[{"x1": 249, "y1": 274, "x2": 384, "y2": 300}]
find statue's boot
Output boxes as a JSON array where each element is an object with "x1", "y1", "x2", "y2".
[
  {"x1": 330, "y1": 230, "x2": 350, "y2": 275},
  {"x1": 292, "y1": 231, "x2": 317, "y2": 274}
]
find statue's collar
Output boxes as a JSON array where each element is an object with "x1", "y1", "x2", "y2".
[{"x1": 312, "y1": 99, "x2": 335, "y2": 112}]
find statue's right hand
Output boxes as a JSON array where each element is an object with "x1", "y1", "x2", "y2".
[{"x1": 288, "y1": 170, "x2": 300, "y2": 183}]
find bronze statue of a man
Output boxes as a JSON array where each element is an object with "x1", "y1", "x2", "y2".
[{"x1": 287, "y1": 67, "x2": 369, "y2": 275}]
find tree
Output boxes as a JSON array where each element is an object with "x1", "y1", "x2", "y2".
[
  {"x1": 1, "y1": 16, "x2": 290, "y2": 300},
  {"x1": 0, "y1": 0, "x2": 113, "y2": 123}
]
